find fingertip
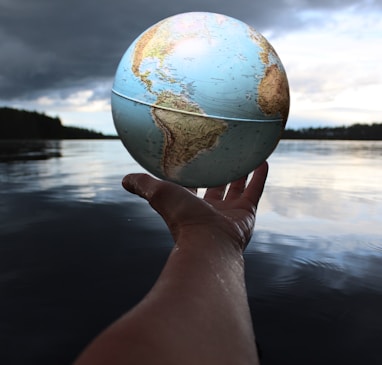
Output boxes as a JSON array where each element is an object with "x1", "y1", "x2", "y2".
[
  {"x1": 121, "y1": 174, "x2": 129, "y2": 188},
  {"x1": 121, "y1": 174, "x2": 135, "y2": 191},
  {"x1": 243, "y1": 160, "x2": 269, "y2": 205},
  {"x1": 253, "y1": 160, "x2": 269, "y2": 184},
  {"x1": 252, "y1": 161, "x2": 269, "y2": 184},
  {"x1": 257, "y1": 160, "x2": 269, "y2": 175},
  {"x1": 225, "y1": 175, "x2": 247, "y2": 200},
  {"x1": 122, "y1": 173, "x2": 151, "y2": 194}
]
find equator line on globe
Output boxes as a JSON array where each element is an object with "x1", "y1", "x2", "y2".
[{"x1": 111, "y1": 12, "x2": 290, "y2": 187}]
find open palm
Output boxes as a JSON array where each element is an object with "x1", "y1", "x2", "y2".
[{"x1": 122, "y1": 162, "x2": 268, "y2": 250}]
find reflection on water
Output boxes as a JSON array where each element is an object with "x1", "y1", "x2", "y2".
[
  {"x1": 259, "y1": 140, "x2": 382, "y2": 236},
  {"x1": 0, "y1": 140, "x2": 145, "y2": 202},
  {"x1": 0, "y1": 139, "x2": 62, "y2": 161},
  {"x1": 0, "y1": 139, "x2": 381, "y2": 365},
  {"x1": 267, "y1": 140, "x2": 382, "y2": 198}
]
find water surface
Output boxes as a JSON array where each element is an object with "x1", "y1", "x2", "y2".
[{"x1": 0, "y1": 139, "x2": 381, "y2": 365}]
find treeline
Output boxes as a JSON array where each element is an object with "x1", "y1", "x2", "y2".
[
  {"x1": 0, "y1": 107, "x2": 114, "y2": 139},
  {"x1": 282, "y1": 123, "x2": 382, "y2": 140}
]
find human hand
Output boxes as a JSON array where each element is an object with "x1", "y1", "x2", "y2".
[{"x1": 122, "y1": 161, "x2": 268, "y2": 251}]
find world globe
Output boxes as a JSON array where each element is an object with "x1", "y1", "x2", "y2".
[{"x1": 111, "y1": 12, "x2": 290, "y2": 187}]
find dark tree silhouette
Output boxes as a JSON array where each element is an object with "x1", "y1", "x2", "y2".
[
  {"x1": 282, "y1": 123, "x2": 382, "y2": 140},
  {"x1": 0, "y1": 107, "x2": 116, "y2": 139}
]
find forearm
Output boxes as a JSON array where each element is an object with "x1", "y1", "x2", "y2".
[
  {"x1": 74, "y1": 228, "x2": 260, "y2": 365},
  {"x1": 145, "y1": 227, "x2": 259, "y2": 364}
]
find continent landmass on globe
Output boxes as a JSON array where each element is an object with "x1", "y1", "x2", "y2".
[
  {"x1": 248, "y1": 28, "x2": 290, "y2": 124},
  {"x1": 258, "y1": 64, "x2": 290, "y2": 124},
  {"x1": 152, "y1": 92, "x2": 228, "y2": 179},
  {"x1": 132, "y1": 20, "x2": 187, "y2": 92}
]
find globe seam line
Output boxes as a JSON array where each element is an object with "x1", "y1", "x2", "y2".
[{"x1": 111, "y1": 89, "x2": 283, "y2": 123}]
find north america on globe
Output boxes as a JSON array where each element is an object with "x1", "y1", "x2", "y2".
[{"x1": 111, "y1": 12, "x2": 290, "y2": 187}]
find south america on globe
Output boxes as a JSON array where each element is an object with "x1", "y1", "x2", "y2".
[{"x1": 111, "y1": 12, "x2": 290, "y2": 187}]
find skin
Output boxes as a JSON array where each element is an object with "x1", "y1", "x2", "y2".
[{"x1": 74, "y1": 161, "x2": 268, "y2": 365}]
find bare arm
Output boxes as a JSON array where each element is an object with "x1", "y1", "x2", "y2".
[{"x1": 74, "y1": 162, "x2": 268, "y2": 365}]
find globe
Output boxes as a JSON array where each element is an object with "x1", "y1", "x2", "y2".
[{"x1": 111, "y1": 12, "x2": 290, "y2": 187}]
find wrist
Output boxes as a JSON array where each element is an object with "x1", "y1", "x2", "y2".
[{"x1": 175, "y1": 222, "x2": 245, "y2": 258}]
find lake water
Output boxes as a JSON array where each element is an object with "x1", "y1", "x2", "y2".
[{"x1": 0, "y1": 139, "x2": 381, "y2": 365}]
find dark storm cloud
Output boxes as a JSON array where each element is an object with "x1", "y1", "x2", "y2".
[{"x1": 0, "y1": 0, "x2": 380, "y2": 100}]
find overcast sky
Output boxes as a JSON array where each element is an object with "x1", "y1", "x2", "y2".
[{"x1": 1, "y1": 0, "x2": 381, "y2": 134}]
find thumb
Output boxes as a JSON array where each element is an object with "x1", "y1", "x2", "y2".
[
  {"x1": 122, "y1": 173, "x2": 196, "y2": 223},
  {"x1": 122, "y1": 173, "x2": 163, "y2": 202}
]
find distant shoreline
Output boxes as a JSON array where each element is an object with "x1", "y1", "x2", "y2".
[
  {"x1": 282, "y1": 123, "x2": 382, "y2": 141},
  {"x1": 1, "y1": 107, "x2": 381, "y2": 141},
  {"x1": 0, "y1": 107, "x2": 117, "y2": 140}
]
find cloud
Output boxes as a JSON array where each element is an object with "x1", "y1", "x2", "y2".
[
  {"x1": 1, "y1": 0, "x2": 380, "y2": 100},
  {"x1": 269, "y1": 5, "x2": 382, "y2": 127}
]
